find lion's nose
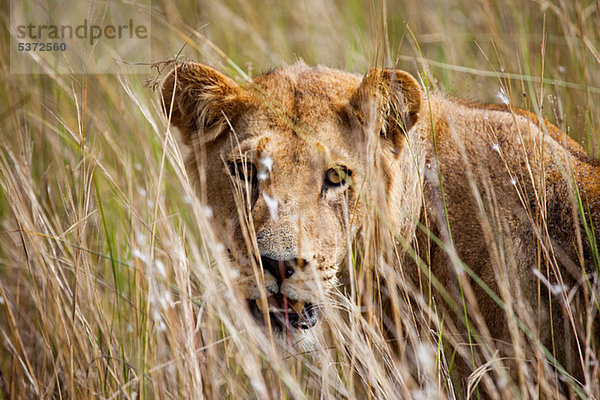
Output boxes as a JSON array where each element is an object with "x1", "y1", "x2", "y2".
[{"x1": 260, "y1": 256, "x2": 305, "y2": 283}]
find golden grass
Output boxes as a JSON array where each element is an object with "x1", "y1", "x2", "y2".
[{"x1": 0, "y1": 0, "x2": 599, "y2": 398}]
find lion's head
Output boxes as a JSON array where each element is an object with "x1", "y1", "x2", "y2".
[{"x1": 162, "y1": 62, "x2": 422, "y2": 344}]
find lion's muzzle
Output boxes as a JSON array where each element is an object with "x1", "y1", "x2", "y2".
[
  {"x1": 260, "y1": 255, "x2": 306, "y2": 282},
  {"x1": 248, "y1": 296, "x2": 320, "y2": 330},
  {"x1": 246, "y1": 255, "x2": 321, "y2": 330}
]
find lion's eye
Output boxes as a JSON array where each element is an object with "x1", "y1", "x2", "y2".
[
  {"x1": 230, "y1": 160, "x2": 257, "y2": 183},
  {"x1": 325, "y1": 166, "x2": 352, "y2": 187}
]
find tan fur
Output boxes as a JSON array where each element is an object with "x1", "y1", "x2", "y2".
[{"x1": 162, "y1": 62, "x2": 599, "y2": 386}]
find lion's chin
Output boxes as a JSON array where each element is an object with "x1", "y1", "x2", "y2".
[{"x1": 247, "y1": 294, "x2": 320, "y2": 332}]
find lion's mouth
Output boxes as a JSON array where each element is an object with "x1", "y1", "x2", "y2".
[{"x1": 247, "y1": 295, "x2": 320, "y2": 330}]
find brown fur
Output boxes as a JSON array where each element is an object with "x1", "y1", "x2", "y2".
[{"x1": 162, "y1": 62, "x2": 600, "y2": 391}]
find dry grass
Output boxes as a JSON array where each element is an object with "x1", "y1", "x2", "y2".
[{"x1": 1, "y1": 0, "x2": 599, "y2": 398}]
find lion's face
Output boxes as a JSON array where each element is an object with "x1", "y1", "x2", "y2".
[
  {"x1": 162, "y1": 62, "x2": 421, "y2": 342},
  {"x1": 207, "y1": 116, "x2": 362, "y2": 333}
]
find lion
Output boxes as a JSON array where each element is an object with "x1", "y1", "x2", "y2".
[{"x1": 161, "y1": 61, "x2": 599, "y2": 394}]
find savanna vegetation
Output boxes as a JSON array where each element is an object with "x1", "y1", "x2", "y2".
[{"x1": 0, "y1": 0, "x2": 599, "y2": 398}]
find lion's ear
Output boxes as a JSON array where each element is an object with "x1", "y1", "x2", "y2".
[
  {"x1": 161, "y1": 62, "x2": 243, "y2": 145},
  {"x1": 351, "y1": 68, "x2": 421, "y2": 147}
]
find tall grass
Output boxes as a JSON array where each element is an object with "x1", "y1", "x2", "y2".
[{"x1": 1, "y1": 0, "x2": 599, "y2": 398}]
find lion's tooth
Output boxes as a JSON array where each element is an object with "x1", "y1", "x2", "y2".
[
  {"x1": 256, "y1": 296, "x2": 306, "y2": 314},
  {"x1": 256, "y1": 298, "x2": 268, "y2": 313}
]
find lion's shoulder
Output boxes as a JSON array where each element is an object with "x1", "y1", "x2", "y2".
[{"x1": 446, "y1": 97, "x2": 594, "y2": 164}]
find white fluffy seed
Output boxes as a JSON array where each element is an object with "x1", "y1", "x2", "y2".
[
  {"x1": 262, "y1": 192, "x2": 278, "y2": 220},
  {"x1": 497, "y1": 88, "x2": 509, "y2": 105},
  {"x1": 260, "y1": 156, "x2": 273, "y2": 172}
]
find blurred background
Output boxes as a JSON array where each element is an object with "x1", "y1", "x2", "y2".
[{"x1": 151, "y1": 0, "x2": 599, "y2": 152}]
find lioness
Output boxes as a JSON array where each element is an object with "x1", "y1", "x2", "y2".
[{"x1": 162, "y1": 61, "x2": 599, "y2": 393}]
